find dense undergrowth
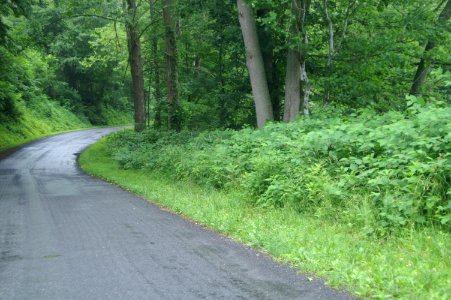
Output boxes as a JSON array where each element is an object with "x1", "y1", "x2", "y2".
[
  {"x1": 80, "y1": 142, "x2": 451, "y2": 299},
  {"x1": 106, "y1": 100, "x2": 450, "y2": 237}
]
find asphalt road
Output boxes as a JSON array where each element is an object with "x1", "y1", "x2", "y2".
[{"x1": 0, "y1": 128, "x2": 352, "y2": 300}]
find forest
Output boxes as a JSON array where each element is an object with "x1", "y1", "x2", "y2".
[
  {"x1": 1, "y1": 0, "x2": 450, "y2": 298},
  {"x1": 1, "y1": 0, "x2": 449, "y2": 132}
]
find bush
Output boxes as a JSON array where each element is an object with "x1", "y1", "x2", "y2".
[{"x1": 105, "y1": 101, "x2": 451, "y2": 237}]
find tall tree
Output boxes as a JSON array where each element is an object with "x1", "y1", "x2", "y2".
[
  {"x1": 237, "y1": 0, "x2": 274, "y2": 128},
  {"x1": 321, "y1": 0, "x2": 357, "y2": 104},
  {"x1": 256, "y1": 9, "x2": 283, "y2": 121},
  {"x1": 123, "y1": 0, "x2": 146, "y2": 131},
  {"x1": 322, "y1": 0, "x2": 333, "y2": 104},
  {"x1": 149, "y1": 0, "x2": 162, "y2": 128},
  {"x1": 410, "y1": 0, "x2": 451, "y2": 96},
  {"x1": 284, "y1": 49, "x2": 301, "y2": 122},
  {"x1": 163, "y1": 0, "x2": 181, "y2": 131},
  {"x1": 284, "y1": 0, "x2": 310, "y2": 122}
]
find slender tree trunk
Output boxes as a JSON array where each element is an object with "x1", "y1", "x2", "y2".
[
  {"x1": 237, "y1": 0, "x2": 273, "y2": 128},
  {"x1": 323, "y1": 0, "x2": 334, "y2": 104},
  {"x1": 283, "y1": 0, "x2": 310, "y2": 121},
  {"x1": 322, "y1": 0, "x2": 356, "y2": 104},
  {"x1": 123, "y1": 0, "x2": 146, "y2": 132},
  {"x1": 163, "y1": 0, "x2": 181, "y2": 131},
  {"x1": 337, "y1": 0, "x2": 356, "y2": 51},
  {"x1": 270, "y1": 59, "x2": 282, "y2": 121},
  {"x1": 149, "y1": 0, "x2": 162, "y2": 128},
  {"x1": 218, "y1": 39, "x2": 227, "y2": 127},
  {"x1": 153, "y1": 46, "x2": 162, "y2": 129},
  {"x1": 149, "y1": 87, "x2": 152, "y2": 127},
  {"x1": 283, "y1": 49, "x2": 301, "y2": 122},
  {"x1": 410, "y1": 0, "x2": 451, "y2": 95},
  {"x1": 410, "y1": 42, "x2": 434, "y2": 96},
  {"x1": 301, "y1": 38, "x2": 310, "y2": 116}
]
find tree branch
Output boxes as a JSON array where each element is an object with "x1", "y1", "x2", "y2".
[{"x1": 70, "y1": 14, "x2": 123, "y2": 23}]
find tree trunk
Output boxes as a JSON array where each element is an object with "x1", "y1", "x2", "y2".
[
  {"x1": 218, "y1": 38, "x2": 227, "y2": 127},
  {"x1": 237, "y1": 0, "x2": 273, "y2": 128},
  {"x1": 262, "y1": 42, "x2": 283, "y2": 122},
  {"x1": 163, "y1": 0, "x2": 181, "y2": 132},
  {"x1": 269, "y1": 57, "x2": 283, "y2": 121},
  {"x1": 283, "y1": 49, "x2": 301, "y2": 122},
  {"x1": 323, "y1": 0, "x2": 334, "y2": 104},
  {"x1": 301, "y1": 40, "x2": 310, "y2": 116},
  {"x1": 149, "y1": 0, "x2": 162, "y2": 128},
  {"x1": 283, "y1": 0, "x2": 310, "y2": 121},
  {"x1": 123, "y1": 0, "x2": 146, "y2": 132},
  {"x1": 257, "y1": 9, "x2": 282, "y2": 121},
  {"x1": 410, "y1": 0, "x2": 451, "y2": 95}
]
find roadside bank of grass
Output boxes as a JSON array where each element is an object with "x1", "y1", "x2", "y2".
[
  {"x1": 80, "y1": 139, "x2": 451, "y2": 299},
  {"x1": 0, "y1": 98, "x2": 132, "y2": 151},
  {"x1": 0, "y1": 100, "x2": 89, "y2": 151}
]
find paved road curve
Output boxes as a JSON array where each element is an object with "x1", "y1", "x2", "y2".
[{"x1": 0, "y1": 128, "x2": 352, "y2": 300}]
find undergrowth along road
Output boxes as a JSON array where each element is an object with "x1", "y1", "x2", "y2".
[{"x1": 80, "y1": 139, "x2": 451, "y2": 299}]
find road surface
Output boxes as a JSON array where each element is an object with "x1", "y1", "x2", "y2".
[{"x1": 0, "y1": 128, "x2": 352, "y2": 299}]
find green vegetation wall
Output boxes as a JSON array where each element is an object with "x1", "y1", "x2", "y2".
[{"x1": 0, "y1": 0, "x2": 132, "y2": 143}]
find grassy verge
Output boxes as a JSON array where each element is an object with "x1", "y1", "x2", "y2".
[
  {"x1": 0, "y1": 126, "x2": 93, "y2": 152},
  {"x1": 80, "y1": 139, "x2": 451, "y2": 299},
  {"x1": 0, "y1": 101, "x2": 89, "y2": 151},
  {"x1": 0, "y1": 99, "x2": 132, "y2": 151}
]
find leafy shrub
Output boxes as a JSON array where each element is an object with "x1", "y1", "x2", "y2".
[{"x1": 105, "y1": 100, "x2": 450, "y2": 236}]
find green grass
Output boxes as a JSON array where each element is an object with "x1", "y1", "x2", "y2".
[
  {"x1": 0, "y1": 99, "x2": 132, "y2": 151},
  {"x1": 0, "y1": 100, "x2": 90, "y2": 150},
  {"x1": 80, "y1": 139, "x2": 451, "y2": 299}
]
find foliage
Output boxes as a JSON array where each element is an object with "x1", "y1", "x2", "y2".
[
  {"x1": 251, "y1": 0, "x2": 450, "y2": 110},
  {"x1": 0, "y1": 0, "x2": 132, "y2": 130},
  {"x1": 2, "y1": 0, "x2": 449, "y2": 131},
  {"x1": 138, "y1": 0, "x2": 449, "y2": 128},
  {"x1": 105, "y1": 101, "x2": 451, "y2": 236},
  {"x1": 0, "y1": 46, "x2": 22, "y2": 119},
  {"x1": 0, "y1": 0, "x2": 31, "y2": 45}
]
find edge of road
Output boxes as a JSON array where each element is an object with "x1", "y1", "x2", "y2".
[
  {"x1": 0, "y1": 136, "x2": 45, "y2": 160},
  {"x1": 0, "y1": 127, "x2": 354, "y2": 299},
  {"x1": 0, "y1": 126, "x2": 130, "y2": 160},
  {"x1": 76, "y1": 135, "x2": 355, "y2": 299}
]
